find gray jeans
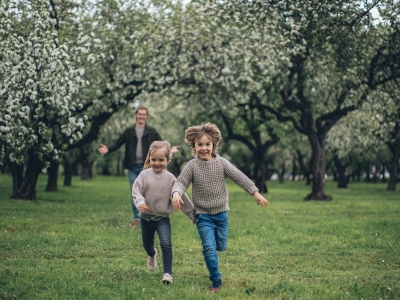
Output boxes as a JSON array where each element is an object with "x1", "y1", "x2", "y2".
[{"x1": 141, "y1": 217, "x2": 173, "y2": 275}]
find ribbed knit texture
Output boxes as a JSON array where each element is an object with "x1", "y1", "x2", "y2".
[
  {"x1": 172, "y1": 155, "x2": 259, "y2": 215},
  {"x1": 132, "y1": 168, "x2": 194, "y2": 219}
]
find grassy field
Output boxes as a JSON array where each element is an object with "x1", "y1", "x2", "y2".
[{"x1": 0, "y1": 174, "x2": 399, "y2": 300}]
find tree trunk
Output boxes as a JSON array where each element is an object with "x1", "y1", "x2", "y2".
[
  {"x1": 356, "y1": 163, "x2": 362, "y2": 181},
  {"x1": 292, "y1": 157, "x2": 297, "y2": 180},
  {"x1": 296, "y1": 150, "x2": 311, "y2": 185},
  {"x1": 387, "y1": 139, "x2": 400, "y2": 191},
  {"x1": 81, "y1": 157, "x2": 94, "y2": 180},
  {"x1": 11, "y1": 149, "x2": 42, "y2": 200},
  {"x1": 8, "y1": 160, "x2": 24, "y2": 193},
  {"x1": 381, "y1": 165, "x2": 386, "y2": 183},
  {"x1": 63, "y1": 157, "x2": 74, "y2": 186},
  {"x1": 278, "y1": 163, "x2": 285, "y2": 184},
  {"x1": 1, "y1": 162, "x2": 8, "y2": 174},
  {"x1": 253, "y1": 152, "x2": 268, "y2": 193},
  {"x1": 333, "y1": 153, "x2": 348, "y2": 188},
  {"x1": 46, "y1": 161, "x2": 59, "y2": 192},
  {"x1": 63, "y1": 149, "x2": 89, "y2": 186},
  {"x1": 364, "y1": 164, "x2": 371, "y2": 182},
  {"x1": 372, "y1": 164, "x2": 381, "y2": 183},
  {"x1": 116, "y1": 159, "x2": 122, "y2": 176},
  {"x1": 333, "y1": 167, "x2": 338, "y2": 181},
  {"x1": 304, "y1": 134, "x2": 331, "y2": 201},
  {"x1": 305, "y1": 160, "x2": 312, "y2": 186}
]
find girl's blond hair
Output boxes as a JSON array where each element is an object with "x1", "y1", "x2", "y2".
[
  {"x1": 185, "y1": 122, "x2": 222, "y2": 157},
  {"x1": 143, "y1": 141, "x2": 172, "y2": 169}
]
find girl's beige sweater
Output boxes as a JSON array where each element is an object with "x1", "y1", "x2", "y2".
[{"x1": 132, "y1": 168, "x2": 194, "y2": 219}]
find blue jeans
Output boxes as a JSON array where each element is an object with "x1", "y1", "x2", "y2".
[
  {"x1": 129, "y1": 163, "x2": 143, "y2": 220},
  {"x1": 141, "y1": 217, "x2": 173, "y2": 275},
  {"x1": 195, "y1": 211, "x2": 228, "y2": 282}
]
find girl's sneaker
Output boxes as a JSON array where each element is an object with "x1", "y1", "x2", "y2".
[
  {"x1": 147, "y1": 248, "x2": 157, "y2": 271},
  {"x1": 162, "y1": 273, "x2": 173, "y2": 285},
  {"x1": 210, "y1": 279, "x2": 222, "y2": 291}
]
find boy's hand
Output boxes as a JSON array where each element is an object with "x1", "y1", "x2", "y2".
[
  {"x1": 137, "y1": 203, "x2": 149, "y2": 213},
  {"x1": 253, "y1": 191, "x2": 270, "y2": 207},
  {"x1": 172, "y1": 192, "x2": 184, "y2": 211}
]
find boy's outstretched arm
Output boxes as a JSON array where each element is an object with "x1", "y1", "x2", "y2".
[
  {"x1": 253, "y1": 191, "x2": 270, "y2": 207},
  {"x1": 172, "y1": 192, "x2": 184, "y2": 211}
]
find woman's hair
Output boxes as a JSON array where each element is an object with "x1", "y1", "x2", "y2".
[
  {"x1": 143, "y1": 141, "x2": 172, "y2": 169},
  {"x1": 185, "y1": 122, "x2": 222, "y2": 157}
]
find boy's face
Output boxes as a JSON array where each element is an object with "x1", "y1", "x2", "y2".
[{"x1": 194, "y1": 135, "x2": 213, "y2": 161}]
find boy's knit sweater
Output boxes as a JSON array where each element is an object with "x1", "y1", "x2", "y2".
[
  {"x1": 172, "y1": 155, "x2": 259, "y2": 215},
  {"x1": 132, "y1": 168, "x2": 194, "y2": 219}
]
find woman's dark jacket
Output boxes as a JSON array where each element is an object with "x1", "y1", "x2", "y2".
[{"x1": 107, "y1": 124, "x2": 162, "y2": 170}]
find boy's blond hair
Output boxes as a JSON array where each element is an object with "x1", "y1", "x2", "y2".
[
  {"x1": 185, "y1": 122, "x2": 222, "y2": 157},
  {"x1": 143, "y1": 141, "x2": 172, "y2": 169}
]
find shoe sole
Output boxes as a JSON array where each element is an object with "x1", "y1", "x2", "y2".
[{"x1": 162, "y1": 274, "x2": 173, "y2": 285}]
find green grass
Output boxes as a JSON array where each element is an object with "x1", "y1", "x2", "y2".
[{"x1": 1, "y1": 174, "x2": 399, "y2": 299}]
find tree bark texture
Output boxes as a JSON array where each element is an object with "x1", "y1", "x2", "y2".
[
  {"x1": 8, "y1": 160, "x2": 24, "y2": 194},
  {"x1": 81, "y1": 157, "x2": 94, "y2": 180},
  {"x1": 11, "y1": 149, "x2": 42, "y2": 200},
  {"x1": 46, "y1": 161, "x2": 59, "y2": 192},
  {"x1": 364, "y1": 164, "x2": 371, "y2": 182},
  {"x1": 387, "y1": 138, "x2": 400, "y2": 191},
  {"x1": 304, "y1": 133, "x2": 331, "y2": 201},
  {"x1": 296, "y1": 150, "x2": 311, "y2": 186},
  {"x1": 254, "y1": 160, "x2": 268, "y2": 193},
  {"x1": 278, "y1": 163, "x2": 285, "y2": 184},
  {"x1": 291, "y1": 157, "x2": 298, "y2": 180},
  {"x1": 333, "y1": 153, "x2": 349, "y2": 188}
]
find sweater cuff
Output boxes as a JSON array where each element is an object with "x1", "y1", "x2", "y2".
[{"x1": 250, "y1": 189, "x2": 259, "y2": 196}]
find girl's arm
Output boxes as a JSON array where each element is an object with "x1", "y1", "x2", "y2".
[{"x1": 131, "y1": 173, "x2": 146, "y2": 209}]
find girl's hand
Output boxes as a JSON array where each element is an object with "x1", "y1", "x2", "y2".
[
  {"x1": 172, "y1": 192, "x2": 184, "y2": 211},
  {"x1": 253, "y1": 191, "x2": 270, "y2": 207},
  {"x1": 137, "y1": 203, "x2": 149, "y2": 213}
]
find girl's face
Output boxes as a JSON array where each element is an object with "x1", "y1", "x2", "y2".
[
  {"x1": 194, "y1": 135, "x2": 213, "y2": 161},
  {"x1": 150, "y1": 149, "x2": 168, "y2": 173}
]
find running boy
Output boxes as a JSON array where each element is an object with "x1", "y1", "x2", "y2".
[
  {"x1": 171, "y1": 123, "x2": 269, "y2": 291},
  {"x1": 132, "y1": 141, "x2": 194, "y2": 285}
]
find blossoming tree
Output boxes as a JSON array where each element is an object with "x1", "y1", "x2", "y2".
[
  {"x1": 0, "y1": 0, "x2": 100, "y2": 199},
  {"x1": 173, "y1": 0, "x2": 399, "y2": 200}
]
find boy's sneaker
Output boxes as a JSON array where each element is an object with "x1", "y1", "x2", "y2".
[
  {"x1": 162, "y1": 273, "x2": 173, "y2": 285},
  {"x1": 209, "y1": 279, "x2": 222, "y2": 292},
  {"x1": 147, "y1": 248, "x2": 157, "y2": 271}
]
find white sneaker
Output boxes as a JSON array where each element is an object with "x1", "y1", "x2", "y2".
[
  {"x1": 162, "y1": 273, "x2": 173, "y2": 285},
  {"x1": 147, "y1": 248, "x2": 157, "y2": 271}
]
